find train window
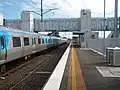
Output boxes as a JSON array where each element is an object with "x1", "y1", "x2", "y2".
[
  {"x1": 45, "y1": 38, "x2": 48, "y2": 43},
  {"x1": 38, "y1": 38, "x2": 41, "y2": 44},
  {"x1": 34, "y1": 38, "x2": 36, "y2": 44},
  {"x1": 48, "y1": 39, "x2": 50, "y2": 43},
  {"x1": 42, "y1": 39, "x2": 44, "y2": 44},
  {"x1": 0, "y1": 36, "x2": 5, "y2": 49},
  {"x1": 32, "y1": 38, "x2": 34, "y2": 45},
  {"x1": 12, "y1": 37, "x2": 21, "y2": 47},
  {"x1": 32, "y1": 38, "x2": 36, "y2": 45},
  {"x1": 24, "y1": 37, "x2": 29, "y2": 46}
]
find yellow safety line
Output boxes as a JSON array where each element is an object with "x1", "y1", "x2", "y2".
[
  {"x1": 75, "y1": 48, "x2": 86, "y2": 90},
  {"x1": 72, "y1": 48, "x2": 76, "y2": 90},
  {"x1": 67, "y1": 47, "x2": 86, "y2": 90}
]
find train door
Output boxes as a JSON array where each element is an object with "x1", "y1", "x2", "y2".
[
  {"x1": 0, "y1": 35, "x2": 6, "y2": 62},
  {"x1": 32, "y1": 37, "x2": 36, "y2": 53}
]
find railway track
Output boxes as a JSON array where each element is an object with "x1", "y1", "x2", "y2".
[
  {"x1": 9, "y1": 55, "x2": 52, "y2": 90},
  {"x1": 0, "y1": 43, "x2": 69, "y2": 90}
]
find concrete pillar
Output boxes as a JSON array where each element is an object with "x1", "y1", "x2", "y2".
[
  {"x1": 21, "y1": 11, "x2": 34, "y2": 32},
  {"x1": 80, "y1": 9, "x2": 91, "y2": 33},
  {"x1": 0, "y1": 12, "x2": 3, "y2": 26}
]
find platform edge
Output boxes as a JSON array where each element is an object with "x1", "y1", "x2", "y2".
[{"x1": 42, "y1": 43, "x2": 71, "y2": 90}]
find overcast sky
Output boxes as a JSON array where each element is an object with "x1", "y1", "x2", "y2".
[{"x1": 0, "y1": 0, "x2": 120, "y2": 18}]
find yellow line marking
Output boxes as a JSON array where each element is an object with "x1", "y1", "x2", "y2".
[
  {"x1": 67, "y1": 47, "x2": 86, "y2": 90},
  {"x1": 72, "y1": 48, "x2": 86, "y2": 90},
  {"x1": 72, "y1": 48, "x2": 76, "y2": 90}
]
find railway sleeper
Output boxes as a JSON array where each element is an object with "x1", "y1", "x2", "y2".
[{"x1": 0, "y1": 64, "x2": 6, "y2": 73}]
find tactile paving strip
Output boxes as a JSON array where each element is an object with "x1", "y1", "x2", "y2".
[{"x1": 96, "y1": 66, "x2": 120, "y2": 77}]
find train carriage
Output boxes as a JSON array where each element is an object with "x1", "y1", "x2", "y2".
[
  {"x1": 0, "y1": 27, "x2": 67, "y2": 65},
  {"x1": 72, "y1": 35, "x2": 81, "y2": 48}
]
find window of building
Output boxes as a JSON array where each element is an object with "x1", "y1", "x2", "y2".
[
  {"x1": 24, "y1": 37, "x2": 29, "y2": 46},
  {"x1": 12, "y1": 37, "x2": 21, "y2": 47},
  {"x1": 83, "y1": 13, "x2": 87, "y2": 15}
]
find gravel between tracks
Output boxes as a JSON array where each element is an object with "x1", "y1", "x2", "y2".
[{"x1": 0, "y1": 43, "x2": 69, "y2": 90}]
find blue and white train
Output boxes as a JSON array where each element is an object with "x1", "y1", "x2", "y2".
[{"x1": 0, "y1": 27, "x2": 67, "y2": 65}]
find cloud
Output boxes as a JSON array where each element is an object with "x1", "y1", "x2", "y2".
[
  {"x1": 21, "y1": 0, "x2": 120, "y2": 18},
  {"x1": 0, "y1": 3, "x2": 4, "y2": 7},
  {"x1": 4, "y1": 2, "x2": 13, "y2": 6},
  {"x1": 0, "y1": 1, "x2": 13, "y2": 7}
]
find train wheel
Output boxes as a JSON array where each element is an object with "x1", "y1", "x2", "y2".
[
  {"x1": 25, "y1": 56, "x2": 28, "y2": 60},
  {"x1": 28, "y1": 55, "x2": 31, "y2": 58}
]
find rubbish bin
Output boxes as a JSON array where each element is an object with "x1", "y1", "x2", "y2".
[
  {"x1": 109, "y1": 49, "x2": 114, "y2": 65},
  {"x1": 112, "y1": 47, "x2": 120, "y2": 66},
  {"x1": 106, "y1": 47, "x2": 114, "y2": 64}
]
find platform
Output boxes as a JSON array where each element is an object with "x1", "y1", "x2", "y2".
[{"x1": 43, "y1": 44, "x2": 120, "y2": 90}]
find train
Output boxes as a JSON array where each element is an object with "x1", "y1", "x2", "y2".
[
  {"x1": 72, "y1": 36, "x2": 81, "y2": 48},
  {"x1": 0, "y1": 27, "x2": 67, "y2": 66}
]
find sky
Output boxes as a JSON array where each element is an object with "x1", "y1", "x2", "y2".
[
  {"x1": 0, "y1": 0, "x2": 120, "y2": 19},
  {"x1": 0, "y1": 0, "x2": 119, "y2": 38}
]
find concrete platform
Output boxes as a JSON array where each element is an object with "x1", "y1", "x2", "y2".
[{"x1": 43, "y1": 45, "x2": 120, "y2": 90}]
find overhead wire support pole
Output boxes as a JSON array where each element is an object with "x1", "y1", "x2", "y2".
[
  {"x1": 114, "y1": 0, "x2": 118, "y2": 38},
  {"x1": 39, "y1": 0, "x2": 59, "y2": 31},
  {"x1": 40, "y1": 0, "x2": 44, "y2": 31},
  {"x1": 42, "y1": 8, "x2": 59, "y2": 15},
  {"x1": 32, "y1": 11, "x2": 41, "y2": 16},
  {"x1": 103, "y1": 0, "x2": 106, "y2": 59},
  {"x1": 41, "y1": 0, "x2": 43, "y2": 22}
]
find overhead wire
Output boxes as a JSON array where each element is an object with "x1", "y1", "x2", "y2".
[
  {"x1": 0, "y1": 0, "x2": 41, "y2": 18},
  {"x1": 30, "y1": 0, "x2": 41, "y2": 10},
  {"x1": 81, "y1": 0, "x2": 87, "y2": 9}
]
